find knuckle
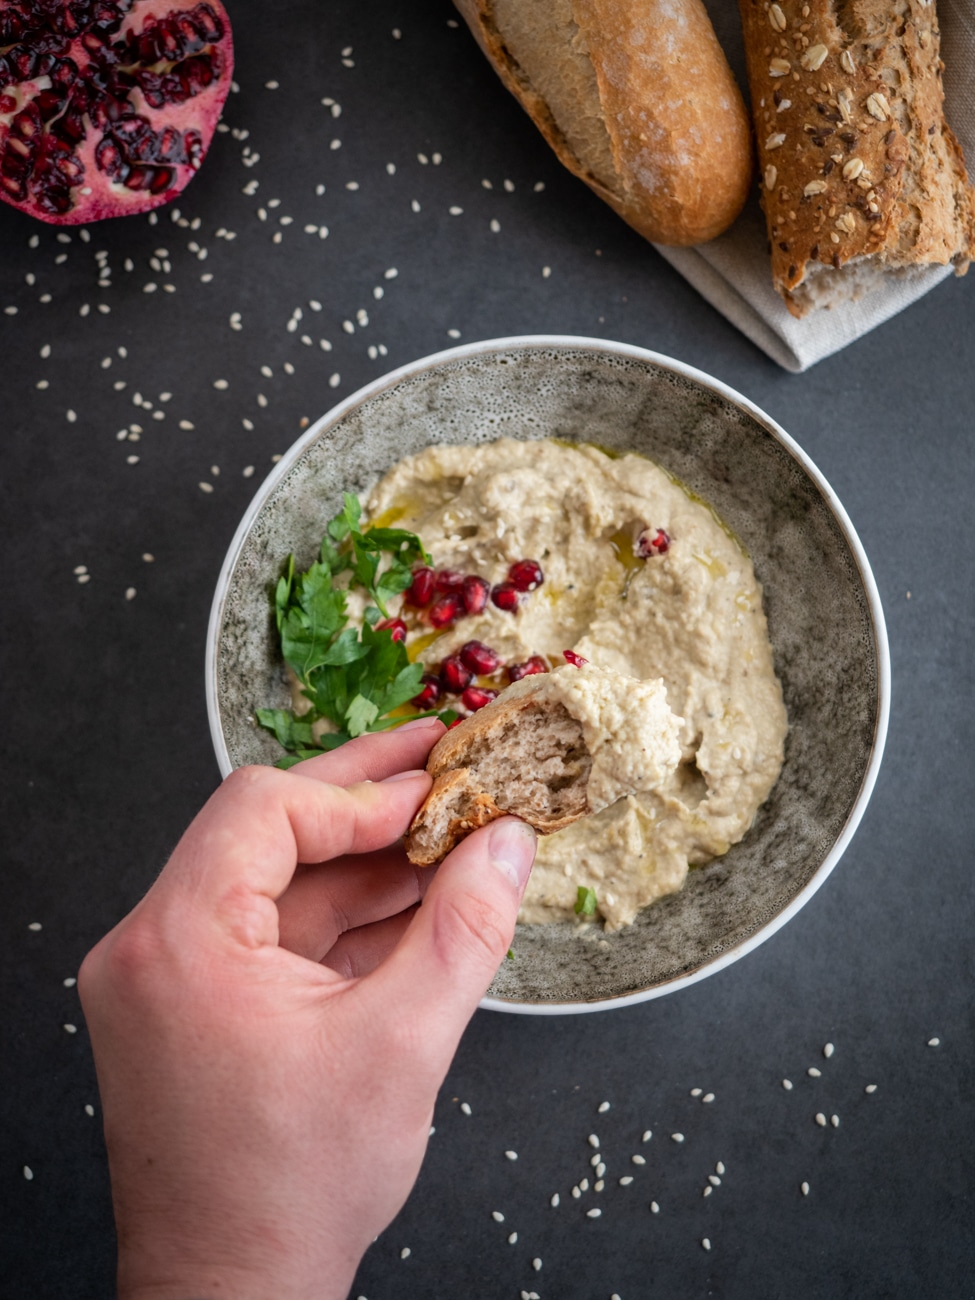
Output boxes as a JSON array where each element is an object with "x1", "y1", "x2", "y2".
[{"x1": 434, "y1": 890, "x2": 513, "y2": 972}]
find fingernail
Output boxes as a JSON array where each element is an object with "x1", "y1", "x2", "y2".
[
  {"x1": 488, "y1": 818, "x2": 537, "y2": 891},
  {"x1": 396, "y1": 717, "x2": 444, "y2": 733},
  {"x1": 382, "y1": 767, "x2": 429, "y2": 783}
]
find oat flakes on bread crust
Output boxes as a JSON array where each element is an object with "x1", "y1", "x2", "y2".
[{"x1": 738, "y1": 0, "x2": 975, "y2": 316}]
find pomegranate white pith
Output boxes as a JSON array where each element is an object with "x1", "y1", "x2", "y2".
[{"x1": 0, "y1": 0, "x2": 233, "y2": 224}]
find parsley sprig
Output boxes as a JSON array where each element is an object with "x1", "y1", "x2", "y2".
[{"x1": 256, "y1": 493, "x2": 453, "y2": 768}]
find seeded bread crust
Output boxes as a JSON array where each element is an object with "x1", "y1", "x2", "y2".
[
  {"x1": 405, "y1": 692, "x2": 592, "y2": 867},
  {"x1": 452, "y1": 0, "x2": 753, "y2": 246},
  {"x1": 738, "y1": 0, "x2": 975, "y2": 317}
]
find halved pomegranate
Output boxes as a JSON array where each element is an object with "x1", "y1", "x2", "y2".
[{"x1": 0, "y1": 0, "x2": 233, "y2": 225}]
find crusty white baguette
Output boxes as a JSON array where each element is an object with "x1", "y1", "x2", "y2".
[
  {"x1": 453, "y1": 0, "x2": 754, "y2": 246},
  {"x1": 737, "y1": 0, "x2": 975, "y2": 316}
]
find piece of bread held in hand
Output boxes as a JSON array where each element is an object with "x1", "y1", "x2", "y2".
[
  {"x1": 452, "y1": 0, "x2": 753, "y2": 246},
  {"x1": 405, "y1": 662, "x2": 682, "y2": 867},
  {"x1": 738, "y1": 0, "x2": 975, "y2": 316}
]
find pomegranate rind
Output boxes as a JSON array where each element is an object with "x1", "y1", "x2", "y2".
[{"x1": 0, "y1": 0, "x2": 234, "y2": 225}]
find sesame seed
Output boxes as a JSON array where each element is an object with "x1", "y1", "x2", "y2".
[
  {"x1": 865, "y1": 1084, "x2": 878, "y2": 1094},
  {"x1": 631, "y1": 1153, "x2": 647, "y2": 1165},
  {"x1": 928, "y1": 1037, "x2": 941, "y2": 1047},
  {"x1": 77, "y1": 574, "x2": 91, "y2": 584},
  {"x1": 702, "y1": 1238, "x2": 711, "y2": 1251},
  {"x1": 702, "y1": 1093, "x2": 715, "y2": 1104},
  {"x1": 650, "y1": 1201, "x2": 660, "y2": 1214},
  {"x1": 594, "y1": 1179, "x2": 605, "y2": 1192},
  {"x1": 579, "y1": 1179, "x2": 588, "y2": 1192},
  {"x1": 642, "y1": 1131, "x2": 652, "y2": 1142},
  {"x1": 84, "y1": 1104, "x2": 94, "y2": 1117},
  {"x1": 815, "y1": 1113, "x2": 827, "y2": 1127},
  {"x1": 801, "y1": 1181, "x2": 810, "y2": 1196},
  {"x1": 703, "y1": 1186, "x2": 712, "y2": 1198},
  {"x1": 542, "y1": 266, "x2": 551, "y2": 278},
  {"x1": 716, "y1": 1162, "x2": 726, "y2": 1175},
  {"x1": 590, "y1": 1154, "x2": 601, "y2": 1168},
  {"x1": 571, "y1": 1186, "x2": 581, "y2": 1198},
  {"x1": 411, "y1": 200, "x2": 421, "y2": 212},
  {"x1": 213, "y1": 379, "x2": 229, "y2": 390},
  {"x1": 782, "y1": 1079, "x2": 794, "y2": 1090},
  {"x1": 504, "y1": 1150, "x2": 518, "y2": 1161},
  {"x1": 243, "y1": 465, "x2": 255, "y2": 477},
  {"x1": 460, "y1": 1102, "x2": 472, "y2": 1116},
  {"x1": 28, "y1": 920, "x2": 43, "y2": 931},
  {"x1": 491, "y1": 1210, "x2": 504, "y2": 1222},
  {"x1": 23, "y1": 1167, "x2": 33, "y2": 1181},
  {"x1": 400, "y1": 1247, "x2": 410, "y2": 1259},
  {"x1": 532, "y1": 1259, "x2": 542, "y2": 1272},
  {"x1": 199, "y1": 482, "x2": 214, "y2": 494},
  {"x1": 125, "y1": 587, "x2": 136, "y2": 601},
  {"x1": 328, "y1": 373, "x2": 341, "y2": 388},
  {"x1": 447, "y1": 328, "x2": 461, "y2": 339},
  {"x1": 586, "y1": 1208, "x2": 601, "y2": 1219},
  {"x1": 598, "y1": 1101, "x2": 611, "y2": 1113},
  {"x1": 507, "y1": 1232, "x2": 518, "y2": 1244},
  {"x1": 63, "y1": 977, "x2": 76, "y2": 986},
  {"x1": 690, "y1": 1088, "x2": 702, "y2": 1097},
  {"x1": 257, "y1": 394, "x2": 269, "y2": 407},
  {"x1": 808, "y1": 1067, "x2": 822, "y2": 1078},
  {"x1": 550, "y1": 1193, "x2": 559, "y2": 1207},
  {"x1": 179, "y1": 420, "x2": 194, "y2": 430},
  {"x1": 63, "y1": 1023, "x2": 77, "y2": 1034},
  {"x1": 588, "y1": 1134, "x2": 600, "y2": 1149},
  {"x1": 66, "y1": 409, "x2": 77, "y2": 423},
  {"x1": 142, "y1": 553, "x2": 154, "y2": 563},
  {"x1": 619, "y1": 1176, "x2": 634, "y2": 1186},
  {"x1": 596, "y1": 1162, "x2": 606, "y2": 1178},
  {"x1": 830, "y1": 1114, "x2": 840, "y2": 1128},
  {"x1": 449, "y1": 205, "x2": 463, "y2": 215},
  {"x1": 670, "y1": 1134, "x2": 684, "y2": 1144}
]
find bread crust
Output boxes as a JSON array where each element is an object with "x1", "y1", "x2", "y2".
[
  {"x1": 405, "y1": 692, "x2": 591, "y2": 867},
  {"x1": 453, "y1": 0, "x2": 753, "y2": 246},
  {"x1": 737, "y1": 0, "x2": 975, "y2": 316}
]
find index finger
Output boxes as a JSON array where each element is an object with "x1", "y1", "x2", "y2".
[{"x1": 291, "y1": 716, "x2": 445, "y2": 786}]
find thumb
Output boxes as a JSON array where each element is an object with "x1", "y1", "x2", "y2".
[{"x1": 358, "y1": 817, "x2": 536, "y2": 1071}]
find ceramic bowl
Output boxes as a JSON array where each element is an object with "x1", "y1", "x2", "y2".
[{"x1": 206, "y1": 336, "x2": 889, "y2": 1014}]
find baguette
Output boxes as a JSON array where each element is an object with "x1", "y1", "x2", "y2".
[
  {"x1": 453, "y1": 0, "x2": 754, "y2": 246},
  {"x1": 737, "y1": 0, "x2": 975, "y2": 316},
  {"x1": 405, "y1": 663, "x2": 681, "y2": 867}
]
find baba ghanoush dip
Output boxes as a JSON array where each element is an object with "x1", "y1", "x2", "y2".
[{"x1": 368, "y1": 437, "x2": 787, "y2": 931}]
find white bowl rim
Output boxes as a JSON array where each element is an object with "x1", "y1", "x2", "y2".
[{"x1": 205, "y1": 333, "x2": 891, "y2": 1016}]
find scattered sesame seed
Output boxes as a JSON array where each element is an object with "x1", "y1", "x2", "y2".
[
  {"x1": 143, "y1": 282, "x2": 157, "y2": 293},
  {"x1": 213, "y1": 379, "x2": 229, "y2": 390},
  {"x1": 619, "y1": 1176, "x2": 634, "y2": 1186},
  {"x1": 596, "y1": 1163, "x2": 606, "y2": 1178},
  {"x1": 702, "y1": 1238, "x2": 711, "y2": 1251},
  {"x1": 716, "y1": 1162, "x2": 726, "y2": 1175},
  {"x1": 142, "y1": 554, "x2": 154, "y2": 563},
  {"x1": 708, "y1": 1175, "x2": 721, "y2": 1186},
  {"x1": 125, "y1": 587, "x2": 136, "y2": 601},
  {"x1": 571, "y1": 1186, "x2": 581, "y2": 1198},
  {"x1": 588, "y1": 1134, "x2": 600, "y2": 1149},
  {"x1": 84, "y1": 1104, "x2": 94, "y2": 1117},
  {"x1": 23, "y1": 1167, "x2": 33, "y2": 1181},
  {"x1": 928, "y1": 1037, "x2": 941, "y2": 1047},
  {"x1": 449, "y1": 205, "x2": 463, "y2": 215},
  {"x1": 399, "y1": 1247, "x2": 410, "y2": 1260},
  {"x1": 66, "y1": 409, "x2": 77, "y2": 423},
  {"x1": 642, "y1": 1130, "x2": 652, "y2": 1142},
  {"x1": 702, "y1": 1093, "x2": 715, "y2": 1104},
  {"x1": 504, "y1": 178, "x2": 515, "y2": 192},
  {"x1": 179, "y1": 420, "x2": 194, "y2": 430},
  {"x1": 507, "y1": 1232, "x2": 518, "y2": 1244},
  {"x1": 126, "y1": 455, "x2": 140, "y2": 464},
  {"x1": 491, "y1": 1210, "x2": 504, "y2": 1222},
  {"x1": 550, "y1": 1193, "x2": 559, "y2": 1207},
  {"x1": 28, "y1": 921, "x2": 43, "y2": 931},
  {"x1": 532, "y1": 1258, "x2": 542, "y2": 1272},
  {"x1": 782, "y1": 1079, "x2": 794, "y2": 1090},
  {"x1": 650, "y1": 1201, "x2": 660, "y2": 1214},
  {"x1": 199, "y1": 482, "x2": 214, "y2": 494},
  {"x1": 824, "y1": 1043, "x2": 835, "y2": 1059},
  {"x1": 594, "y1": 1179, "x2": 604, "y2": 1192},
  {"x1": 670, "y1": 1134, "x2": 684, "y2": 1144},
  {"x1": 830, "y1": 1114, "x2": 840, "y2": 1128},
  {"x1": 586, "y1": 1208, "x2": 601, "y2": 1219},
  {"x1": 243, "y1": 465, "x2": 255, "y2": 477},
  {"x1": 598, "y1": 1101, "x2": 611, "y2": 1113},
  {"x1": 865, "y1": 1084, "x2": 878, "y2": 1094},
  {"x1": 63, "y1": 977, "x2": 76, "y2": 986},
  {"x1": 40, "y1": 343, "x2": 51, "y2": 358},
  {"x1": 703, "y1": 1186, "x2": 712, "y2": 1198},
  {"x1": 690, "y1": 1088, "x2": 702, "y2": 1097},
  {"x1": 63, "y1": 1024, "x2": 77, "y2": 1034},
  {"x1": 590, "y1": 1154, "x2": 600, "y2": 1168},
  {"x1": 542, "y1": 266, "x2": 551, "y2": 277},
  {"x1": 411, "y1": 199, "x2": 421, "y2": 212},
  {"x1": 534, "y1": 181, "x2": 545, "y2": 192},
  {"x1": 808, "y1": 1068, "x2": 822, "y2": 1078},
  {"x1": 579, "y1": 1179, "x2": 588, "y2": 1192},
  {"x1": 504, "y1": 1150, "x2": 518, "y2": 1161},
  {"x1": 460, "y1": 1102, "x2": 472, "y2": 1116},
  {"x1": 815, "y1": 1113, "x2": 827, "y2": 1127},
  {"x1": 631, "y1": 1154, "x2": 646, "y2": 1165},
  {"x1": 801, "y1": 1181, "x2": 810, "y2": 1196},
  {"x1": 77, "y1": 574, "x2": 91, "y2": 584},
  {"x1": 328, "y1": 373, "x2": 341, "y2": 388}
]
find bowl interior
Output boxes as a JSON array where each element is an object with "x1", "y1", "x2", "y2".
[{"x1": 211, "y1": 341, "x2": 883, "y2": 1008}]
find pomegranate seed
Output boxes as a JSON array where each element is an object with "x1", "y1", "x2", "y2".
[
  {"x1": 434, "y1": 568, "x2": 465, "y2": 593},
  {"x1": 563, "y1": 650, "x2": 589, "y2": 668},
  {"x1": 491, "y1": 582, "x2": 519, "y2": 612},
  {"x1": 428, "y1": 593, "x2": 462, "y2": 628},
  {"x1": 459, "y1": 640, "x2": 502, "y2": 675},
  {"x1": 508, "y1": 558, "x2": 544, "y2": 591},
  {"x1": 461, "y1": 574, "x2": 490, "y2": 615},
  {"x1": 440, "y1": 655, "x2": 474, "y2": 693},
  {"x1": 411, "y1": 674, "x2": 442, "y2": 709},
  {"x1": 461, "y1": 686, "x2": 499, "y2": 712},
  {"x1": 376, "y1": 617, "x2": 407, "y2": 643},
  {"x1": 636, "y1": 527, "x2": 671, "y2": 557},
  {"x1": 508, "y1": 655, "x2": 549, "y2": 681},
  {"x1": 405, "y1": 565, "x2": 435, "y2": 606}
]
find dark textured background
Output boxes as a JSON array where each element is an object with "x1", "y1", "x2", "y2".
[{"x1": 2, "y1": 2, "x2": 973, "y2": 1296}]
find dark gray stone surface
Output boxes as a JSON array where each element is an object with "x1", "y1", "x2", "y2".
[{"x1": 2, "y1": 1, "x2": 973, "y2": 1296}]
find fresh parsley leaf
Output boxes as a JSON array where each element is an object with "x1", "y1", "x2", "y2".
[
  {"x1": 345, "y1": 693, "x2": 380, "y2": 738},
  {"x1": 574, "y1": 886, "x2": 598, "y2": 917}
]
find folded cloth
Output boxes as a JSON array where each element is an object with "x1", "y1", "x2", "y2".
[{"x1": 663, "y1": 0, "x2": 975, "y2": 372}]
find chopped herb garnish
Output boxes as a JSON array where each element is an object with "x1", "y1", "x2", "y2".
[
  {"x1": 574, "y1": 885, "x2": 598, "y2": 917},
  {"x1": 257, "y1": 493, "x2": 454, "y2": 766}
]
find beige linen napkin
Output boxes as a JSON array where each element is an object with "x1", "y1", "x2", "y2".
[{"x1": 662, "y1": 1, "x2": 975, "y2": 372}]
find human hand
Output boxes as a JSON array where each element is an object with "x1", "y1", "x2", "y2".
[{"x1": 78, "y1": 717, "x2": 537, "y2": 1300}]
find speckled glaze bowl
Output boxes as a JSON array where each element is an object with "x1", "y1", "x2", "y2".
[{"x1": 206, "y1": 337, "x2": 889, "y2": 1014}]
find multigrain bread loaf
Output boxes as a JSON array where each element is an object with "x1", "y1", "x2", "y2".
[
  {"x1": 405, "y1": 663, "x2": 682, "y2": 867},
  {"x1": 738, "y1": 0, "x2": 975, "y2": 316},
  {"x1": 453, "y1": 0, "x2": 754, "y2": 246}
]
